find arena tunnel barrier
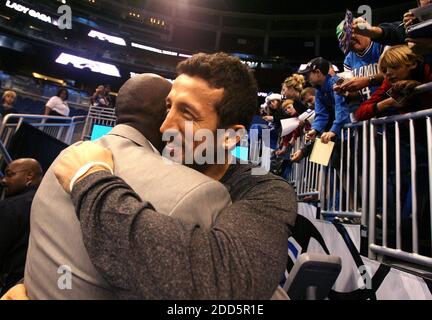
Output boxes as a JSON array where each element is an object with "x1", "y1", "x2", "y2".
[
  {"x1": 0, "y1": 114, "x2": 86, "y2": 147},
  {"x1": 81, "y1": 106, "x2": 117, "y2": 141},
  {"x1": 279, "y1": 105, "x2": 432, "y2": 268}
]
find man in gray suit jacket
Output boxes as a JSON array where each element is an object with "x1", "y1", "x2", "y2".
[{"x1": 23, "y1": 74, "x2": 231, "y2": 299}]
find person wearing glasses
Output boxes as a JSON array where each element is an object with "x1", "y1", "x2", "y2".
[{"x1": 0, "y1": 159, "x2": 43, "y2": 296}]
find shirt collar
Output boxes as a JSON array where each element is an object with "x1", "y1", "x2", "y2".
[{"x1": 108, "y1": 124, "x2": 160, "y2": 155}]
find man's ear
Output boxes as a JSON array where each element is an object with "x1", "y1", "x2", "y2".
[
  {"x1": 25, "y1": 171, "x2": 35, "y2": 185},
  {"x1": 409, "y1": 62, "x2": 418, "y2": 71},
  {"x1": 222, "y1": 125, "x2": 246, "y2": 150}
]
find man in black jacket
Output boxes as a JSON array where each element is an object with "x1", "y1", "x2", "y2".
[{"x1": 0, "y1": 159, "x2": 42, "y2": 295}]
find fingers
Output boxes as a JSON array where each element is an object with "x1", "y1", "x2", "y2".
[
  {"x1": 340, "y1": 80, "x2": 353, "y2": 91},
  {"x1": 321, "y1": 136, "x2": 329, "y2": 144},
  {"x1": 403, "y1": 12, "x2": 415, "y2": 27},
  {"x1": 53, "y1": 143, "x2": 114, "y2": 194}
]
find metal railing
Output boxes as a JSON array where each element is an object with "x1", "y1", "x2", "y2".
[
  {"x1": 368, "y1": 108, "x2": 432, "y2": 268},
  {"x1": 0, "y1": 114, "x2": 87, "y2": 148},
  {"x1": 286, "y1": 107, "x2": 432, "y2": 269},
  {"x1": 81, "y1": 106, "x2": 117, "y2": 141},
  {"x1": 0, "y1": 136, "x2": 12, "y2": 164},
  {"x1": 319, "y1": 121, "x2": 368, "y2": 222}
]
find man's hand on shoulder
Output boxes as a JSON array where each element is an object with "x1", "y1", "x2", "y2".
[{"x1": 54, "y1": 141, "x2": 115, "y2": 194}]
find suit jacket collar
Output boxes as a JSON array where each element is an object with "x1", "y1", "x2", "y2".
[{"x1": 108, "y1": 124, "x2": 159, "y2": 154}]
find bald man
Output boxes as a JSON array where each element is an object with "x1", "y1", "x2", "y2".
[
  {"x1": 0, "y1": 159, "x2": 43, "y2": 295},
  {"x1": 23, "y1": 74, "x2": 231, "y2": 299}
]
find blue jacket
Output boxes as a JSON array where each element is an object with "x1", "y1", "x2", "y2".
[{"x1": 312, "y1": 74, "x2": 351, "y2": 136}]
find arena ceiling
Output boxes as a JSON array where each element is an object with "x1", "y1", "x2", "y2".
[{"x1": 127, "y1": 0, "x2": 415, "y2": 15}]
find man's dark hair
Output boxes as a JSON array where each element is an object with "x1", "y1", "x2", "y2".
[
  {"x1": 176, "y1": 52, "x2": 258, "y2": 128},
  {"x1": 56, "y1": 88, "x2": 69, "y2": 100}
]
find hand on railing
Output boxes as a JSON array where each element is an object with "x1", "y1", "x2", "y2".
[
  {"x1": 290, "y1": 150, "x2": 304, "y2": 163},
  {"x1": 392, "y1": 80, "x2": 422, "y2": 98},
  {"x1": 384, "y1": 80, "x2": 423, "y2": 109},
  {"x1": 263, "y1": 115, "x2": 274, "y2": 123}
]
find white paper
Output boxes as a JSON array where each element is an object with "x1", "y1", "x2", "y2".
[
  {"x1": 280, "y1": 117, "x2": 300, "y2": 137},
  {"x1": 309, "y1": 139, "x2": 335, "y2": 166},
  {"x1": 298, "y1": 109, "x2": 315, "y2": 122}
]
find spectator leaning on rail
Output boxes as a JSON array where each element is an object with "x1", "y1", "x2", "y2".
[
  {"x1": 262, "y1": 93, "x2": 285, "y2": 150},
  {"x1": 262, "y1": 93, "x2": 283, "y2": 124},
  {"x1": 281, "y1": 74, "x2": 308, "y2": 115},
  {"x1": 298, "y1": 57, "x2": 351, "y2": 145},
  {"x1": 289, "y1": 88, "x2": 317, "y2": 164},
  {"x1": 273, "y1": 99, "x2": 302, "y2": 179},
  {"x1": 351, "y1": 0, "x2": 432, "y2": 46},
  {"x1": 0, "y1": 159, "x2": 43, "y2": 296},
  {"x1": 334, "y1": 18, "x2": 385, "y2": 119},
  {"x1": 300, "y1": 87, "x2": 317, "y2": 110},
  {"x1": 44, "y1": 88, "x2": 70, "y2": 117},
  {"x1": 354, "y1": 45, "x2": 432, "y2": 254},
  {"x1": 355, "y1": 45, "x2": 432, "y2": 121}
]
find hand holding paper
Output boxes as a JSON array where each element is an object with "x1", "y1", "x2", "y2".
[{"x1": 309, "y1": 139, "x2": 335, "y2": 166}]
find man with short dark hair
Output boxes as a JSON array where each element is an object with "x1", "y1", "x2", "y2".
[
  {"x1": 53, "y1": 53, "x2": 297, "y2": 299},
  {"x1": 22, "y1": 73, "x2": 231, "y2": 300},
  {"x1": 0, "y1": 159, "x2": 42, "y2": 295}
]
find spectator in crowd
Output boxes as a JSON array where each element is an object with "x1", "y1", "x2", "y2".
[
  {"x1": 300, "y1": 87, "x2": 316, "y2": 109},
  {"x1": 103, "y1": 84, "x2": 114, "y2": 108},
  {"x1": 289, "y1": 88, "x2": 318, "y2": 164},
  {"x1": 281, "y1": 74, "x2": 308, "y2": 114},
  {"x1": 274, "y1": 99, "x2": 298, "y2": 155},
  {"x1": 289, "y1": 88, "x2": 317, "y2": 163},
  {"x1": 351, "y1": 0, "x2": 432, "y2": 46},
  {"x1": 262, "y1": 93, "x2": 283, "y2": 123},
  {"x1": 335, "y1": 19, "x2": 385, "y2": 112},
  {"x1": 44, "y1": 88, "x2": 70, "y2": 117},
  {"x1": 263, "y1": 93, "x2": 284, "y2": 150},
  {"x1": 355, "y1": 45, "x2": 432, "y2": 121},
  {"x1": 299, "y1": 57, "x2": 351, "y2": 144},
  {"x1": 50, "y1": 53, "x2": 297, "y2": 300},
  {"x1": 90, "y1": 85, "x2": 109, "y2": 108},
  {"x1": 273, "y1": 99, "x2": 299, "y2": 178},
  {"x1": 0, "y1": 90, "x2": 17, "y2": 118},
  {"x1": 354, "y1": 45, "x2": 431, "y2": 253},
  {"x1": 0, "y1": 159, "x2": 43, "y2": 296}
]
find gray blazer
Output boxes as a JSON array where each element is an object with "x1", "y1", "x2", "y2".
[{"x1": 24, "y1": 125, "x2": 231, "y2": 299}]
